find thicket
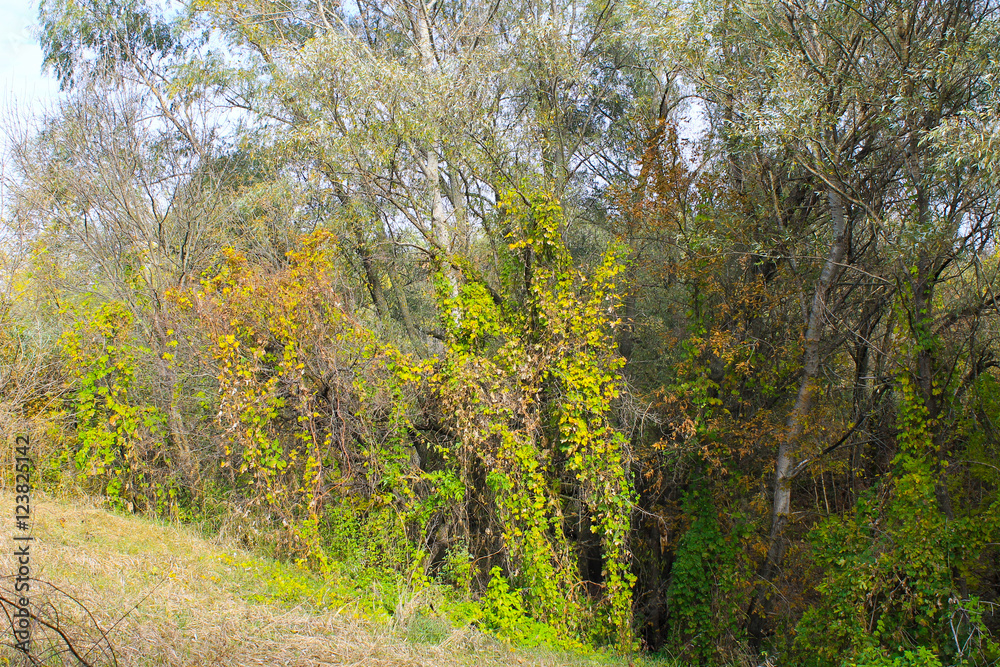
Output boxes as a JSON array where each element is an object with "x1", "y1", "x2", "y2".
[{"x1": 2, "y1": 0, "x2": 1000, "y2": 664}]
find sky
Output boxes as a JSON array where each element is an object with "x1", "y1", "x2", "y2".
[{"x1": 0, "y1": 0, "x2": 59, "y2": 123}]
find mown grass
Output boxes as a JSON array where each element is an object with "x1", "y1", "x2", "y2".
[{"x1": 0, "y1": 492, "x2": 675, "y2": 666}]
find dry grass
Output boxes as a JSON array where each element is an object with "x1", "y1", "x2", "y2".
[{"x1": 0, "y1": 493, "x2": 635, "y2": 667}]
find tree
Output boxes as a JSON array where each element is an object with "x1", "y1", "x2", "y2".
[{"x1": 679, "y1": 0, "x2": 1000, "y2": 644}]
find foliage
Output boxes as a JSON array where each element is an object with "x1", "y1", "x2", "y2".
[
  {"x1": 794, "y1": 371, "x2": 1000, "y2": 666},
  {"x1": 842, "y1": 646, "x2": 944, "y2": 667},
  {"x1": 57, "y1": 300, "x2": 178, "y2": 513},
  {"x1": 481, "y1": 565, "x2": 584, "y2": 650},
  {"x1": 664, "y1": 484, "x2": 748, "y2": 663},
  {"x1": 430, "y1": 187, "x2": 635, "y2": 646},
  {"x1": 39, "y1": 0, "x2": 178, "y2": 90},
  {"x1": 175, "y1": 229, "x2": 415, "y2": 564}
]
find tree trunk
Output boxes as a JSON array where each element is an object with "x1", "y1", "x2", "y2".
[
  {"x1": 413, "y1": 1, "x2": 461, "y2": 324},
  {"x1": 356, "y1": 235, "x2": 391, "y2": 322},
  {"x1": 382, "y1": 227, "x2": 427, "y2": 355},
  {"x1": 748, "y1": 184, "x2": 851, "y2": 643}
]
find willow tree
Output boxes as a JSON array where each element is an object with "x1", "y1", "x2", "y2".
[{"x1": 675, "y1": 0, "x2": 1000, "y2": 645}]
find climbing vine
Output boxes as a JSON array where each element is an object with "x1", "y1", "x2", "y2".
[
  {"x1": 175, "y1": 230, "x2": 415, "y2": 563},
  {"x1": 794, "y1": 363, "x2": 1000, "y2": 666},
  {"x1": 59, "y1": 301, "x2": 172, "y2": 512},
  {"x1": 665, "y1": 484, "x2": 749, "y2": 662},
  {"x1": 430, "y1": 186, "x2": 636, "y2": 646}
]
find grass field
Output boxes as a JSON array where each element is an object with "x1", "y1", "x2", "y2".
[{"x1": 0, "y1": 493, "x2": 662, "y2": 667}]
